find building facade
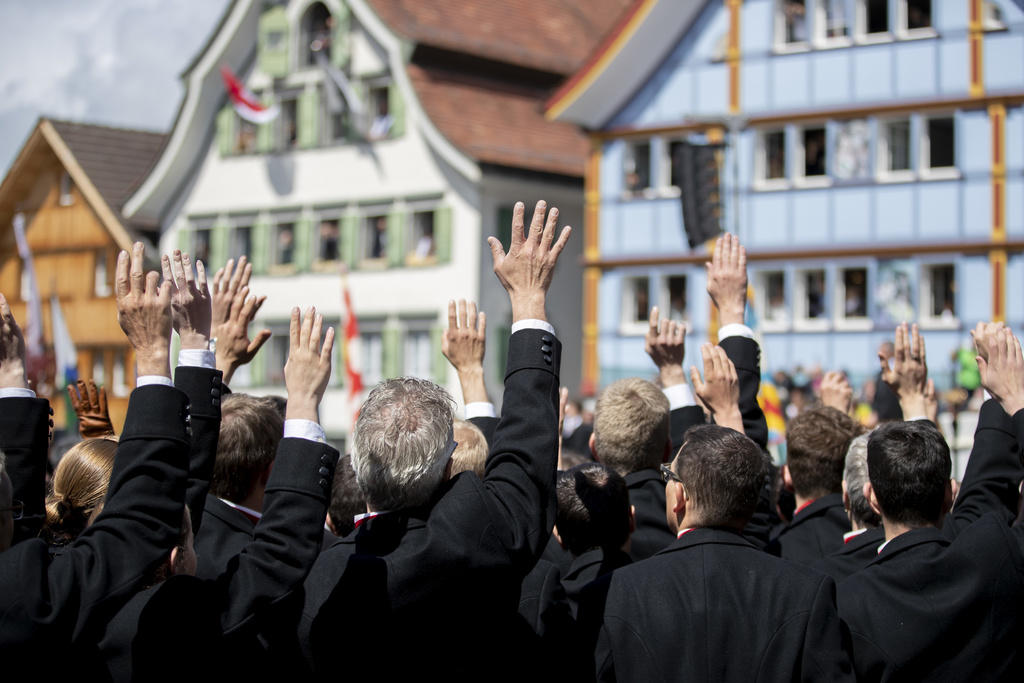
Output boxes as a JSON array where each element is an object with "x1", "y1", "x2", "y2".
[{"x1": 549, "y1": 0, "x2": 1024, "y2": 393}]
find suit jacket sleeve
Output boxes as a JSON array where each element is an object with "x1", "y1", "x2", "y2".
[
  {"x1": 216, "y1": 437, "x2": 339, "y2": 633},
  {"x1": 174, "y1": 365, "x2": 224, "y2": 535},
  {"x1": 944, "y1": 399, "x2": 1023, "y2": 538},
  {"x1": 0, "y1": 385, "x2": 191, "y2": 646},
  {"x1": 469, "y1": 415, "x2": 499, "y2": 446},
  {"x1": 719, "y1": 335, "x2": 768, "y2": 450},
  {"x1": 669, "y1": 406, "x2": 705, "y2": 457},
  {"x1": 801, "y1": 576, "x2": 855, "y2": 682},
  {"x1": 481, "y1": 328, "x2": 561, "y2": 568},
  {"x1": 0, "y1": 397, "x2": 51, "y2": 544}
]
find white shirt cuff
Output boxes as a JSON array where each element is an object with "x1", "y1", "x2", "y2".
[
  {"x1": 663, "y1": 383, "x2": 696, "y2": 410},
  {"x1": 511, "y1": 319, "x2": 555, "y2": 336},
  {"x1": 465, "y1": 402, "x2": 497, "y2": 419},
  {"x1": 178, "y1": 348, "x2": 216, "y2": 369},
  {"x1": 905, "y1": 415, "x2": 931, "y2": 422},
  {"x1": 284, "y1": 418, "x2": 326, "y2": 443},
  {"x1": 137, "y1": 376, "x2": 173, "y2": 388},
  {"x1": 718, "y1": 323, "x2": 754, "y2": 342},
  {"x1": 0, "y1": 387, "x2": 36, "y2": 398}
]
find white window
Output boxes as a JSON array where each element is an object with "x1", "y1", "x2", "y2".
[
  {"x1": 360, "y1": 330, "x2": 383, "y2": 387},
  {"x1": 363, "y1": 214, "x2": 388, "y2": 261},
  {"x1": 112, "y1": 350, "x2": 130, "y2": 397},
  {"x1": 317, "y1": 217, "x2": 341, "y2": 263},
  {"x1": 92, "y1": 351, "x2": 106, "y2": 387},
  {"x1": 407, "y1": 211, "x2": 436, "y2": 264},
  {"x1": 755, "y1": 270, "x2": 788, "y2": 331},
  {"x1": 920, "y1": 263, "x2": 957, "y2": 327},
  {"x1": 402, "y1": 320, "x2": 434, "y2": 379},
  {"x1": 621, "y1": 276, "x2": 650, "y2": 333},
  {"x1": 795, "y1": 126, "x2": 829, "y2": 185},
  {"x1": 192, "y1": 228, "x2": 212, "y2": 265},
  {"x1": 921, "y1": 116, "x2": 956, "y2": 177},
  {"x1": 775, "y1": 0, "x2": 809, "y2": 49},
  {"x1": 814, "y1": 0, "x2": 850, "y2": 46},
  {"x1": 856, "y1": 0, "x2": 890, "y2": 41},
  {"x1": 272, "y1": 220, "x2": 295, "y2": 267},
  {"x1": 94, "y1": 250, "x2": 111, "y2": 297},
  {"x1": 230, "y1": 223, "x2": 253, "y2": 261},
  {"x1": 877, "y1": 118, "x2": 913, "y2": 180},
  {"x1": 59, "y1": 171, "x2": 74, "y2": 206},
  {"x1": 794, "y1": 269, "x2": 828, "y2": 329},
  {"x1": 662, "y1": 275, "x2": 688, "y2": 322},
  {"x1": 836, "y1": 267, "x2": 872, "y2": 329},
  {"x1": 898, "y1": 0, "x2": 933, "y2": 36},
  {"x1": 834, "y1": 120, "x2": 871, "y2": 181},
  {"x1": 624, "y1": 140, "x2": 652, "y2": 195},
  {"x1": 755, "y1": 129, "x2": 787, "y2": 187}
]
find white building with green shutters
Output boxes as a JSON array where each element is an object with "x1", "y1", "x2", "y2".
[{"x1": 120, "y1": 0, "x2": 597, "y2": 442}]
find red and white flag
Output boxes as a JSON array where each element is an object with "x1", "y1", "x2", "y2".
[
  {"x1": 340, "y1": 272, "x2": 363, "y2": 419},
  {"x1": 220, "y1": 65, "x2": 279, "y2": 124}
]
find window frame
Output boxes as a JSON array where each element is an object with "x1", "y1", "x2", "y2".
[
  {"x1": 229, "y1": 216, "x2": 256, "y2": 262},
  {"x1": 774, "y1": 0, "x2": 811, "y2": 52},
  {"x1": 270, "y1": 215, "x2": 299, "y2": 271},
  {"x1": 358, "y1": 318, "x2": 385, "y2": 388},
  {"x1": 918, "y1": 262, "x2": 958, "y2": 329},
  {"x1": 754, "y1": 128, "x2": 789, "y2": 190},
  {"x1": 792, "y1": 268, "x2": 830, "y2": 331},
  {"x1": 361, "y1": 212, "x2": 390, "y2": 266},
  {"x1": 401, "y1": 316, "x2": 436, "y2": 380},
  {"x1": 620, "y1": 275, "x2": 652, "y2": 335},
  {"x1": 406, "y1": 208, "x2": 438, "y2": 266},
  {"x1": 876, "y1": 117, "x2": 915, "y2": 182},
  {"x1": 660, "y1": 273, "x2": 689, "y2": 325},
  {"x1": 834, "y1": 265, "x2": 873, "y2": 330},
  {"x1": 919, "y1": 114, "x2": 958, "y2": 180},
  {"x1": 855, "y1": 0, "x2": 892, "y2": 44},
  {"x1": 812, "y1": 0, "x2": 852, "y2": 48},
  {"x1": 623, "y1": 139, "x2": 653, "y2": 197},
  {"x1": 896, "y1": 0, "x2": 937, "y2": 40},
  {"x1": 754, "y1": 269, "x2": 790, "y2": 332},
  {"x1": 313, "y1": 210, "x2": 344, "y2": 269},
  {"x1": 793, "y1": 124, "x2": 831, "y2": 188}
]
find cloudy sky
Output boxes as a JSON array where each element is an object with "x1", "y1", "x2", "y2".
[{"x1": 0, "y1": 0, "x2": 231, "y2": 176}]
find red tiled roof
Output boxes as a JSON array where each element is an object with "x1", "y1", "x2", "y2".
[
  {"x1": 408, "y1": 63, "x2": 589, "y2": 177},
  {"x1": 368, "y1": 0, "x2": 634, "y2": 75}
]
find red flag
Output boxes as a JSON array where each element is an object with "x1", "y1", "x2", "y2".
[
  {"x1": 220, "y1": 65, "x2": 279, "y2": 124},
  {"x1": 340, "y1": 274, "x2": 363, "y2": 412}
]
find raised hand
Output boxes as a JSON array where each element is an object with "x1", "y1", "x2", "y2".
[
  {"x1": 0, "y1": 293, "x2": 27, "y2": 389},
  {"x1": 442, "y1": 299, "x2": 488, "y2": 404},
  {"x1": 283, "y1": 306, "x2": 335, "y2": 423},
  {"x1": 116, "y1": 242, "x2": 172, "y2": 379},
  {"x1": 820, "y1": 371, "x2": 853, "y2": 414},
  {"x1": 210, "y1": 256, "x2": 271, "y2": 384},
  {"x1": 68, "y1": 379, "x2": 115, "y2": 438},
  {"x1": 977, "y1": 326, "x2": 1024, "y2": 416},
  {"x1": 880, "y1": 322, "x2": 928, "y2": 418},
  {"x1": 487, "y1": 200, "x2": 571, "y2": 322},
  {"x1": 706, "y1": 233, "x2": 747, "y2": 327},
  {"x1": 690, "y1": 343, "x2": 743, "y2": 432},
  {"x1": 971, "y1": 321, "x2": 1006, "y2": 364},
  {"x1": 161, "y1": 250, "x2": 211, "y2": 350},
  {"x1": 645, "y1": 306, "x2": 687, "y2": 388}
]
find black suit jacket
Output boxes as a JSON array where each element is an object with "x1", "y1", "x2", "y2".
[
  {"x1": 624, "y1": 468, "x2": 674, "y2": 561},
  {"x1": 289, "y1": 328, "x2": 560, "y2": 680},
  {"x1": 837, "y1": 400, "x2": 1024, "y2": 681},
  {"x1": 0, "y1": 385, "x2": 191, "y2": 668},
  {"x1": 561, "y1": 547, "x2": 631, "y2": 619},
  {"x1": 811, "y1": 526, "x2": 885, "y2": 582},
  {"x1": 581, "y1": 527, "x2": 853, "y2": 682},
  {"x1": 0, "y1": 397, "x2": 51, "y2": 545},
  {"x1": 767, "y1": 492, "x2": 851, "y2": 564},
  {"x1": 194, "y1": 495, "x2": 257, "y2": 580}
]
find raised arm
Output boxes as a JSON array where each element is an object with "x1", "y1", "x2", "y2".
[
  {"x1": 646, "y1": 306, "x2": 704, "y2": 455},
  {"x1": 690, "y1": 343, "x2": 744, "y2": 433},
  {"x1": 820, "y1": 371, "x2": 853, "y2": 415},
  {"x1": 706, "y1": 233, "x2": 768, "y2": 448},
  {"x1": 68, "y1": 380, "x2": 115, "y2": 439},
  {"x1": 211, "y1": 256, "x2": 271, "y2": 388},
  {"x1": 878, "y1": 322, "x2": 930, "y2": 420},
  {"x1": 442, "y1": 299, "x2": 497, "y2": 443},
  {"x1": 482, "y1": 200, "x2": 570, "y2": 562}
]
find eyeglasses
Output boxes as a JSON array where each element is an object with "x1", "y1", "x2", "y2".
[
  {"x1": 660, "y1": 464, "x2": 682, "y2": 485},
  {"x1": 0, "y1": 499, "x2": 24, "y2": 520}
]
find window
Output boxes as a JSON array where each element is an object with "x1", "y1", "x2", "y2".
[
  {"x1": 920, "y1": 264, "x2": 956, "y2": 325},
  {"x1": 265, "y1": 326, "x2": 290, "y2": 385},
  {"x1": 92, "y1": 351, "x2": 106, "y2": 387},
  {"x1": 756, "y1": 271, "x2": 788, "y2": 330},
  {"x1": 836, "y1": 267, "x2": 871, "y2": 329},
  {"x1": 322, "y1": 89, "x2": 349, "y2": 144},
  {"x1": 272, "y1": 220, "x2": 295, "y2": 267},
  {"x1": 360, "y1": 328, "x2": 383, "y2": 387},
  {"x1": 300, "y1": 2, "x2": 332, "y2": 68},
  {"x1": 667, "y1": 140, "x2": 686, "y2": 189},
  {"x1": 776, "y1": 0, "x2": 809, "y2": 47},
  {"x1": 815, "y1": 0, "x2": 850, "y2": 44},
  {"x1": 234, "y1": 117, "x2": 257, "y2": 154},
  {"x1": 878, "y1": 119, "x2": 912, "y2": 178},
  {"x1": 112, "y1": 350, "x2": 129, "y2": 397},
  {"x1": 364, "y1": 215, "x2": 388, "y2": 260},
  {"x1": 858, "y1": 0, "x2": 890, "y2": 38},
  {"x1": 983, "y1": 1, "x2": 1006, "y2": 31},
  {"x1": 317, "y1": 218, "x2": 341, "y2": 262},
  {"x1": 59, "y1": 171, "x2": 74, "y2": 206},
  {"x1": 621, "y1": 276, "x2": 650, "y2": 331},
  {"x1": 367, "y1": 85, "x2": 393, "y2": 140},
  {"x1": 403, "y1": 319, "x2": 434, "y2": 379},
  {"x1": 278, "y1": 96, "x2": 299, "y2": 150},
  {"x1": 192, "y1": 228, "x2": 212, "y2": 265},
  {"x1": 230, "y1": 224, "x2": 252, "y2": 261},
  {"x1": 756, "y1": 130, "x2": 787, "y2": 185},
  {"x1": 797, "y1": 126, "x2": 827, "y2": 181},
  {"x1": 923, "y1": 116, "x2": 955, "y2": 172},
  {"x1": 94, "y1": 250, "x2": 111, "y2": 297},
  {"x1": 900, "y1": 0, "x2": 931, "y2": 33},
  {"x1": 624, "y1": 141, "x2": 651, "y2": 195},
  {"x1": 834, "y1": 120, "x2": 871, "y2": 181},
  {"x1": 407, "y1": 211, "x2": 436, "y2": 264},
  {"x1": 794, "y1": 269, "x2": 827, "y2": 327},
  {"x1": 663, "y1": 275, "x2": 688, "y2": 321}
]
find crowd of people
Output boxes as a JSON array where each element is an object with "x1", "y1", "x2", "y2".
[{"x1": 1, "y1": 200, "x2": 1023, "y2": 681}]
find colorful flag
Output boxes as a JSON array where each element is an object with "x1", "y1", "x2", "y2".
[
  {"x1": 220, "y1": 65, "x2": 279, "y2": 124},
  {"x1": 49, "y1": 293, "x2": 78, "y2": 389},
  {"x1": 340, "y1": 272, "x2": 363, "y2": 424}
]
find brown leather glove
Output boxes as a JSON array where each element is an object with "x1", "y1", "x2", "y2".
[{"x1": 68, "y1": 379, "x2": 115, "y2": 438}]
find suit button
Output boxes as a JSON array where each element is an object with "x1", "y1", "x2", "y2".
[
  {"x1": 541, "y1": 335, "x2": 552, "y2": 344},
  {"x1": 320, "y1": 454, "x2": 332, "y2": 466},
  {"x1": 541, "y1": 344, "x2": 552, "y2": 354},
  {"x1": 211, "y1": 398, "x2": 220, "y2": 408},
  {"x1": 318, "y1": 478, "x2": 329, "y2": 489},
  {"x1": 318, "y1": 466, "x2": 331, "y2": 477},
  {"x1": 211, "y1": 388, "x2": 220, "y2": 398},
  {"x1": 543, "y1": 354, "x2": 552, "y2": 365}
]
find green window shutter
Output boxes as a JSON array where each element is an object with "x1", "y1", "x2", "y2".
[
  {"x1": 430, "y1": 324, "x2": 447, "y2": 385},
  {"x1": 258, "y1": 6, "x2": 289, "y2": 78},
  {"x1": 294, "y1": 216, "x2": 314, "y2": 271},
  {"x1": 341, "y1": 214, "x2": 360, "y2": 268},
  {"x1": 210, "y1": 222, "x2": 230, "y2": 271},
  {"x1": 434, "y1": 206, "x2": 453, "y2": 263},
  {"x1": 386, "y1": 211, "x2": 406, "y2": 267},
  {"x1": 381, "y1": 325, "x2": 401, "y2": 379},
  {"x1": 331, "y1": 6, "x2": 351, "y2": 68},
  {"x1": 217, "y1": 106, "x2": 235, "y2": 157},
  {"x1": 177, "y1": 228, "x2": 191, "y2": 253},
  {"x1": 298, "y1": 88, "x2": 319, "y2": 149},
  {"x1": 388, "y1": 82, "x2": 405, "y2": 138},
  {"x1": 257, "y1": 94, "x2": 275, "y2": 153},
  {"x1": 251, "y1": 219, "x2": 271, "y2": 274},
  {"x1": 250, "y1": 350, "x2": 266, "y2": 386}
]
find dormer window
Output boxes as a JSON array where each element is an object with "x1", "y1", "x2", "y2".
[{"x1": 300, "y1": 2, "x2": 333, "y2": 68}]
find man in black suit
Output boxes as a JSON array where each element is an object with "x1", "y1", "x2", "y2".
[
  {"x1": 581, "y1": 424, "x2": 853, "y2": 682},
  {"x1": 768, "y1": 405, "x2": 864, "y2": 563},
  {"x1": 837, "y1": 322, "x2": 1024, "y2": 681},
  {"x1": 0, "y1": 243, "x2": 192, "y2": 669},
  {"x1": 286, "y1": 200, "x2": 569, "y2": 679}
]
